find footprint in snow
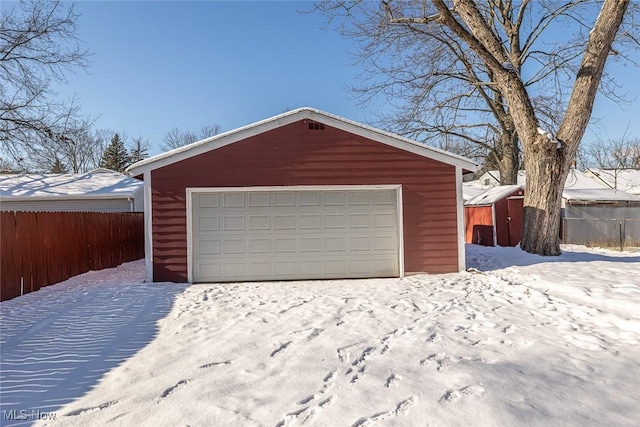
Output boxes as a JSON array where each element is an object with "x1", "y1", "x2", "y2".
[
  {"x1": 351, "y1": 396, "x2": 418, "y2": 426},
  {"x1": 160, "y1": 379, "x2": 189, "y2": 399},
  {"x1": 270, "y1": 341, "x2": 292, "y2": 357},
  {"x1": 199, "y1": 360, "x2": 234, "y2": 369},
  {"x1": 439, "y1": 385, "x2": 485, "y2": 403},
  {"x1": 66, "y1": 399, "x2": 119, "y2": 416},
  {"x1": 385, "y1": 373, "x2": 401, "y2": 388}
]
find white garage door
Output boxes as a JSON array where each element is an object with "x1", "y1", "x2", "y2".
[{"x1": 190, "y1": 187, "x2": 401, "y2": 282}]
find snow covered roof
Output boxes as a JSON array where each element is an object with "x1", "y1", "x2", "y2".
[
  {"x1": 462, "y1": 181, "x2": 493, "y2": 202},
  {"x1": 126, "y1": 107, "x2": 478, "y2": 175},
  {"x1": 478, "y1": 169, "x2": 605, "y2": 190},
  {"x1": 585, "y1": 168, "x2": 640, "y2": 195},
  {"x1": 0, "y1": 170, "x2": 143, "y2": 201},
  {"x1": 562, "y1": 188, "x2": 640, "y2": 203},
  {"x1": 465, "y1": 185, "x2": 524, "y2": 205},
  {"x1": 477, "y1": 170, "x2": 527, "y2": 186},
  {"x1": 564, "y1": 169, "x2": 610, "y2": 190}
]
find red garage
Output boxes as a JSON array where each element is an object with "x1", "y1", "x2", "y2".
[{"x1": 127, "y1": 108, "x2": 477, "y2": 283}]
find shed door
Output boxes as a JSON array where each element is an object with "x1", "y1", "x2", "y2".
[{"x1": 190, "y1": 188, "x2": 400, "y2": 282}]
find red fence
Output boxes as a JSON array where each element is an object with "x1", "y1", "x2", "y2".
[{"x1": 1, "y1": 211, "x2": 144, "y2": 301}]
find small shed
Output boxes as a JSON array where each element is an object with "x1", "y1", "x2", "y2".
[
  {"x1": 561, "y1": 188, "x2": 640, "y2": 247},
  {"x1": 126, "y1": 107, "x2": 477, "y2": 283},
  {"x1": 464, "y1": 185, "x2": 525, "y2": 247},
  {"x1": 0, "y1": 169, "x2": 144, "y2": 212}
]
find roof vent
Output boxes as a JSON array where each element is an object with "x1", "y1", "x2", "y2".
[{"x1": 308, "y1": 122, "x2": 325, "y2": 131}]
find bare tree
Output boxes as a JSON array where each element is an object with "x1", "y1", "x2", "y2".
[
  {"x1": 128, "y1": 136, "x2": 150, "y2": 165},
  {"x1": 0, "y1": 0, "x2": 91, "y2": 161},
  {"x1": 587, "y1": 131, "x2": 640, "y2": 189},
  {"x1": 318, "y1": 0, "x2": 636, "y2": 255},
  {"x1": 161, "y1": 124, "x2": 222, "y2": 152},
  {"x1": 316, "y1": 0, "x2": 638, "y2": 186}
]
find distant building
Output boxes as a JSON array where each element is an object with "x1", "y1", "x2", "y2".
[{"x1": 0, "y1": 169, "x2": 143, "y2": 212}]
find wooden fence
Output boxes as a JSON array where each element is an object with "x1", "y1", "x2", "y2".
[{"x1": 1, "y1": 211, "x2": 144, "y2": 301}]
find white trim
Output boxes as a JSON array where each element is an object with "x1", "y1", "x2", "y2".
[
  {"x1": 187, "y1": 184, "x2": 402, "y2": 193},
  {"x1": 396, "y1": 186, "x2": 405, "y2": 277},
  {"x1": 185, "y1": 184, "x2": 404, "y2": 283},
  {"x1": 143, "y1": 171, "x2": 153, "y2": 283},
  {"x1": 127, "y1": 108, "x2": 477, "y2": 176},
  {"x1": 186, "y1": 187, "x2": 194, "y2": 284},
  {"x1": 455, "y1": 166, "x2": 465, "y2": 272},
  {"x1": 491, "y1": 203, "x2": 497, "y2": 247}
]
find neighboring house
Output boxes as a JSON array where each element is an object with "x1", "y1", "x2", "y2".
[
  {"x1": 476, "y1": 169, "x2": 606, "y2": 191},
  {"x1": 0, "y1": 169, "x2": 144, "y2": 212},
  {"x1": 126, "y1": 107, "x2": 477, "y2": 284},
  {"x1": 476, "y1": 170, "x2": 527, "y2": 187},
  {"x1": 464, "y1": 185, "x2": 525, "y2": 247},
  {"x1": 584, "y1": 168, "x2": 640, "y2": 195}
]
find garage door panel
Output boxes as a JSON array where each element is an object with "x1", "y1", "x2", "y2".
[
  {"x1": 223, "y1": 193, "x2": 245, "y2": 208},
  {"x1": 248, "y1": 238, "x2": 272, "y2": 253},
  {"x1": 325, "y1": 192, "x2": 346, "y2": 206},
  {"x1": 197, "y1": 217, "x2": 220, "y2": 232},
  {"x1": 299, "y1": 214, "x2": 321, "y2": 229},
  {"x1": 274, "y1": 238, "x2": 297, "y2": 253},
  {"x1": 324, "y1": 236, "x2": 347, "y2": 251},
  {"x1": 192, "y1": 188, "x2": 400, "y2": 282},
  {"x1": 249, "y1": 192, "x2": 270, "y2": 207},
  {"x1": 198, "y1": 239, "x2": 220, "y2": 255},
  {"x1": 274, "y1": 215, "x2": 296, "y2": 229},
  {"x1": 300, "y1": 192, "x2": 321, "y2": 206},
  {"x1": 325, "y1": 214, "x2": 347, "y2": 229},
  {"x1": 249, "y1": 215, "x2": 271, "y2": 230},
  {"x1": 197, "y1": 262, "x2": 221, "y2": 278},
  {"x1": 275, "y1": 193, "x2": 296, "y2": 206},
  {"x1": 349, "y1": 213, "x2": 371, "y2": 228},
  {"x1": 223, "y1": 239, "x2": 246, "y2": 254},
  {"x1": 197, "y1": 194, "x2": 220, "y2": 208}
]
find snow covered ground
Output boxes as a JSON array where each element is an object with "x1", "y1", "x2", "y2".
[{"x1": 1, "y1": 245, "x2": 639, "y2": 426}]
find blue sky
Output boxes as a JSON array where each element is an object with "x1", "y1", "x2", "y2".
[{"x1": 55, "y1": 1, "x2": 639, "y2": 156}]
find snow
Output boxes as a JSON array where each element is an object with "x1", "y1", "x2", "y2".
[
  {"x1": 586, "y1": 168, "x2": 640, "y2": 195},
  {"x1": 465, "y1": 184, "x2": 523, "y2": 205},
  {"x1": 563, "y1": 188, "x2": 640, "y2": 202},
  {"x1": 461, "y1": 181, "x2": 491, "y2": 202},
  {"x1": 0, "y1": 170, "x2": 142, "y2": 200},
  {"x1": 2, "y1": 245, "x2": 640, "y2": 426}
]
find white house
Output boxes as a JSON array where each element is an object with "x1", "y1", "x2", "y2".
[
  {"x1": 0, "y1": 169, "x2": 143, "y2": 212},
  {"x1": 585, "y1": 168, "x2": 640, "y2": 195}
]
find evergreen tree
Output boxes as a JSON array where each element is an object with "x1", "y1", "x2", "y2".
[
  {"x1": 99, "y1": 133, "x2": 129, "y2": 172},
  {"x1": 50, "y1": 157, "x2": 69, "y2": 173}
]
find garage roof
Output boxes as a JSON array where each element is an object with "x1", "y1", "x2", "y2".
[{"x1": 126, "y1": 107, "x2": 477, "y2": 176}]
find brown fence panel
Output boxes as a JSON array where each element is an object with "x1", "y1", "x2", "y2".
[{"x1": 1, "y1": 211, "x2": 144, "y2": 301}]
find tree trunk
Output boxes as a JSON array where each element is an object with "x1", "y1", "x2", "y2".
[
  {"x1": 520, "y1": 137, "x2": 569, "y2": 255},
  {"x1": 498, "y1": 130, "x2": 519, "y2": 185}
]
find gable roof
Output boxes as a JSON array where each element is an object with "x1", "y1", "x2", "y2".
[
  {"x1": 126, "y1": 107, "x2": 477, "y2": 176},
  {"x1": 0, "y1": 170, "x2": 143, "y2": 201},
  {"x1": 465, "y1": 185, "x2": 524, "y2": 206},
  {"x1": 585, "y1": 168, "x2": 640, "y2": 194}
]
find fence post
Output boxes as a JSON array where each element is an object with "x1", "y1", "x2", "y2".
[{"x1": 619, "y1": 220, "x2": 624, "y2": 252}]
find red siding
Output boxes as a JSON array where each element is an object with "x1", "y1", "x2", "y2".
[
  {"x1": 464, "y1": 206, "x2": 494, "y2": 245},
  {"x1": 151, "y1": 120, "x2": 460, "y2": 282}
]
